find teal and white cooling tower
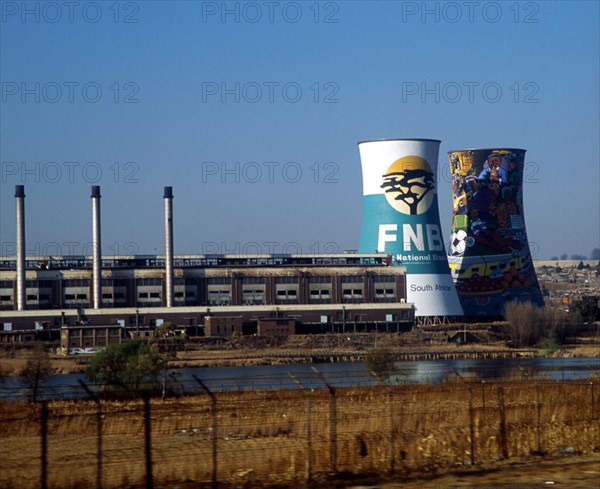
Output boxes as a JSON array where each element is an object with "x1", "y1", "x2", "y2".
[{"x1": 358, "y1": 139, "x2": 463, "y2": 319}]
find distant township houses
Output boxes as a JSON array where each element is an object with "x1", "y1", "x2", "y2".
[{"x1": 534, "y1": 260, "x2": 600, "y2": 299}]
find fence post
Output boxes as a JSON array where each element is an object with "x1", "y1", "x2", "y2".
[
  {"x1": 481, "y1": 381, "x2": 486, "y2": 423},
  {"x1": 40, "y1": 401, "x2": 48, "y2": 489},
  {"x1": 289, "y1": 374, "x2": 312, "y2": 483},
  {"x1": 143, "y1": 393, "x2": 153, "y2": 489},
  {"x1": 388, "y1": 388, "x2": 395, "y2": 472},
  {"x1": 194, "y1": 376, "x2": 218, "y2": 489},
  {"x1": 311, "y1": 367, "x2": 337, "y2": 473},
  {"x1": 535, "y1": 384, "x2": 541, "y2": 452},
  {"x1": 591, "y1": 383, "x2": 595, "y2": 420},
  {"x1": 78, "y1": 380, "x2": 103, "y2": 489},
  {"x1": 468, "y1": 388, "x2": 475, "y2": 465},
  {"x1": 498, "y1": 386, "x2": 508, "y2": 459}
]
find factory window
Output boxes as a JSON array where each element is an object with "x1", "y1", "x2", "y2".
[
  {"x1": 175, "y1": 292, "x2": 184, "y2": 298},
  {"x1": 243, "y1": 289, "x2": 264, "y2": 305},
  {"x1": 309, "y1": 276, "x2": 331, "y2": 284},
  {"x1": 341, "y1": 275, "x2": 363, "y2": 283},
  {"x1": 65, "y1": 294, "x2": 75, "y2": 300},
  {"x1": 185, "y1": 292, "x2": 196, "y2": 298},
  {"x1": 149, "y1": 292, "x2": 160, "y2": 298},
  {"x1": 309, "y1": 289, "x2": 331, "y2": 303},
  {"x1": 114, "y1": 293, "x2": 125, "y2": 299},
  {"x1": 137, "y1": 278, "x2": 162, "y2": 286},
  {"x1": 101, "y1": 279, "x2": 113, "y2": 286},
  {"x1": 207, "y1": 277, "x2": 231, "y2": 285},
  {"x1": 241, "y1": 277, "x2": 265, "y2": 285},
  {"x1": 102, "y1": 293, "x2": 113, "y2": 299},
  {"x1": 39, "y1": 294, "x2": 50, "y2": 301},
  {"x1": 64, "y1": 279, "x2": 89, "y2": 287},
  {"x1": 0, "y1": 281, "x2": 13, "y2": 288},
  {"x1": 276, "y1": 289, "x2": 298, "y2": 304},
  {"x1": 375, "y1": 287, "x2": 395, "y2": 299},
  {"x1": 208, "y1": 289, "x2": 231, "y2": 305},
  {"x1": 374, "y1": 275, "x2": 395, "y2": 283},
  {"x1": 0, "y1": 295, "x2": 11, "y2": 301},
  {"x1": 76, "y1": 294, "x2": 87, "y2": 300},
  {"x1": 343, "y1": 288, "x2": 363, "y2": 303},
  {"x1": 275, "y1": 276, "x2": 298, "y2": 284},
  {"x1": 139, "y1": 292, "x2": 149, "y2": 298},
  {"x1": 27, "y1": 294, "x2": 38, "y2": 300}
]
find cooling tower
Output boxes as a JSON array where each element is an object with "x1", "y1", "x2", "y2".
[
  {"x1": 447, "y1": 148, "x2": 544, "y2": 316},
  {"x1": 358, "y1": 139, "x2": 463, "y2": 320}
]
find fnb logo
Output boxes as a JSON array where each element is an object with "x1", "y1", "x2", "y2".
[{"x1": 377, "y1": 224, "x2": 443, "y2": 253}]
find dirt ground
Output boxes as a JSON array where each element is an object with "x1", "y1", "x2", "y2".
[{"x1": 375, "y1": 455, "x2": 600, "y2": 489}]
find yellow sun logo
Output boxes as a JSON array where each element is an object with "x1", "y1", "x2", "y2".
[{"x1": 381, "y1": 156, "x2": 435, "y2": 215}]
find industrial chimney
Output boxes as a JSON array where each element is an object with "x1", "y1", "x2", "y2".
[
  {"x1": 91, "y1": 186, "x2": 102, "y2": 309},
  {"x1": 164, "y1": 186, "x2": 174, "y2": 307},
  {"x1": 15, "y1": 185, "x2": 26, "y2": 311}
]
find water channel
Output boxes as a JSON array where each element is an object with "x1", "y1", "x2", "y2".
[{"x1": 1, "y1": 356, "x2": 598, "y2": 401}]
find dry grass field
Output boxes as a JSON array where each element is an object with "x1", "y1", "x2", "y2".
[{"x1": 1, "y1": 381, "x2": 599, "y2": 488}]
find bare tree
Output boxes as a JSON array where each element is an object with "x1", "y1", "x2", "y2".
[
  {"x1": 365, "y1": 348, "x2": 397, "y2": 383},
  {"x1": 504, "y1": 301, "x2": 542, "y2": 347},
  {"x1": 149, "y1": 322, "x2": 185, "y2": 399},
  {"x1": 20, "y1": 342, "x2": 52, "y2": 402},
  {"x1": 505, "y1": 302, "x2": 577, "y2": 348}
]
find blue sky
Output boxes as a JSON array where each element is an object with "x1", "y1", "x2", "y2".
[{"x1": 1, "y1": 0, "x2": 599, "y2": 259}]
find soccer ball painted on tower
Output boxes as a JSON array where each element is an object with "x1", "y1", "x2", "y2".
[{"x1": 450, "y1": 230, "x2": 468, "y2": 256}]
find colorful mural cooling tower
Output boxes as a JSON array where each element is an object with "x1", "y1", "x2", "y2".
[
  {"x1": 447, "y1": 148, "x2": 544, "y2": 316},
  {"x1": 358, "y1": 139, "x2": 463, "y2": 318}
]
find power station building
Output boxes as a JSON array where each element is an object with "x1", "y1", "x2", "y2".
[
  {"x1": 0, "y1": 254, "x2": 413, "y2": 339},
  {"x1": 1, "y1": 185, "x2": 414, "y2": 343}
]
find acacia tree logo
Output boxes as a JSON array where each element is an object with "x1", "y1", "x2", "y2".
[{"x1": 381, "y1": 156, "x2": 436, "y2": 215}]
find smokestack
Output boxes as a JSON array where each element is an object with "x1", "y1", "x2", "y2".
[
  {"x1": 164, "y1": 186, "x2": 174, "y2": 307},
  {"x1": 15, "y1": 185, "x2": 26, "y2": 311},
  {"x1": 91, "y1": 186, "x2": 102, "y2": 309}
]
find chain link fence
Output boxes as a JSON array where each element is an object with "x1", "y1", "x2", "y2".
[{"x1": 1, "y1": 379, "x2": 599, "y2": 488}]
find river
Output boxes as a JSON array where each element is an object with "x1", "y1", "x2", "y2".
[{"x1": 1, "y1": 356, "x2": 598, "y2": 401}]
